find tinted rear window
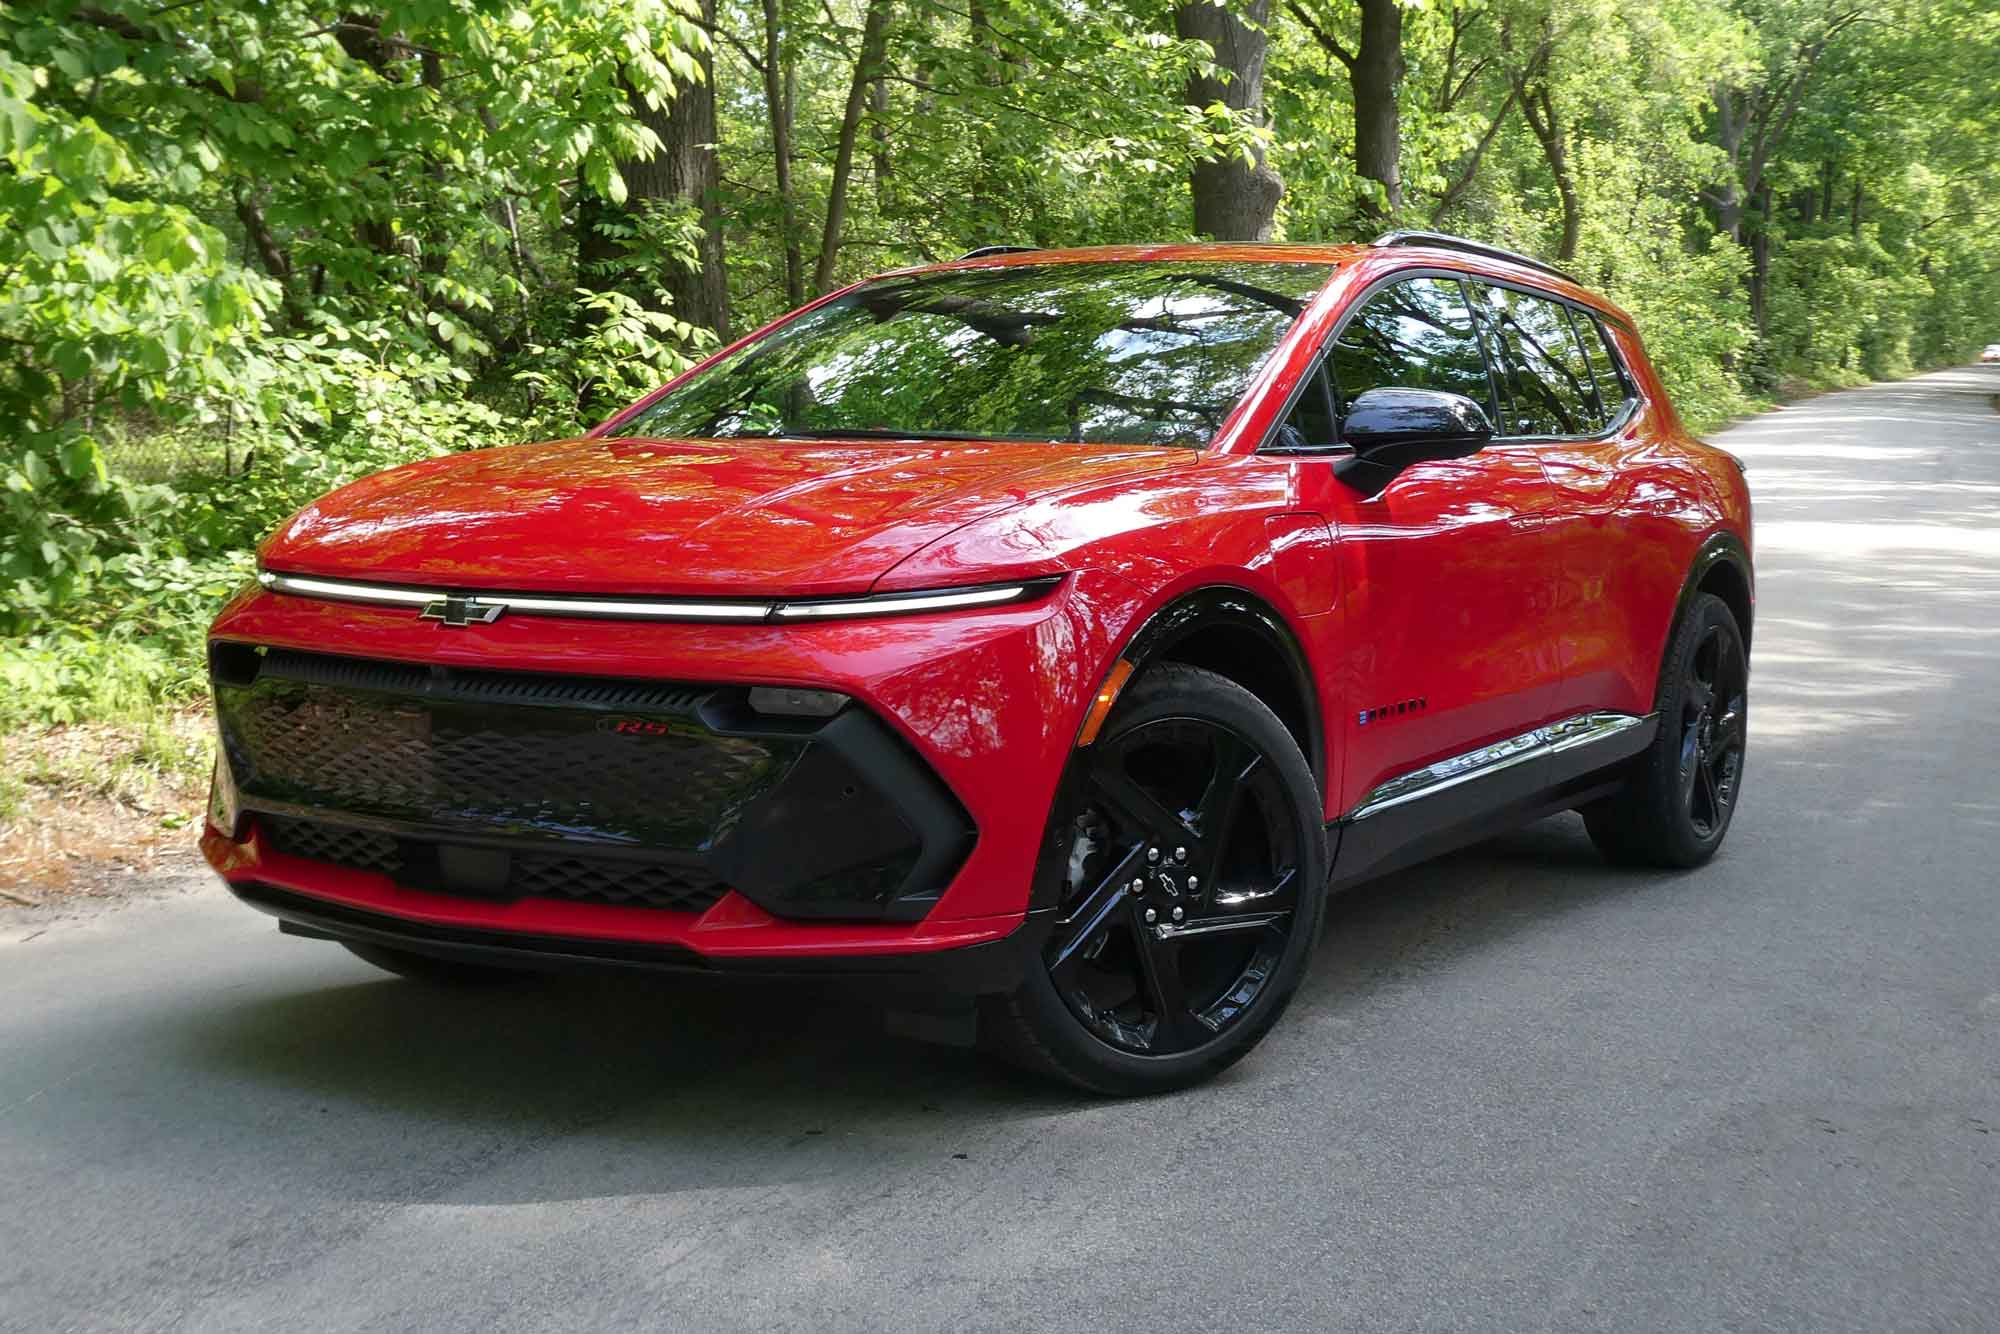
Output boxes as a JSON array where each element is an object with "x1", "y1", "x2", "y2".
[
  {"x1": 1472, "y1": 284, "x2": 1599, "y2": 436},
  {"x1": 1571, "y1": 309, "x2": 1634, "y2": 427},
  {"x1": 621, "y1": 261, "x2": 1336, "y2": 448}
]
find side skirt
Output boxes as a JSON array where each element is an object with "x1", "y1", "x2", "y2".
[{"x1": 1325, "y1": 711, "x2": 1657, "y2": 892}]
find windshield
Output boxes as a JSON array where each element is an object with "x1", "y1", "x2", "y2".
[{"x1": 619, "y1": 260, "x2": 1336, "y2": 448}]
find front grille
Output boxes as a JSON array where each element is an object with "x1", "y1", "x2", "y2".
[
  {"x1": 262, "y1": 816, "x2": 729, "y2": 914},
  {"x1": 215, "y1": 646, "x2": 973, "y2": 922},
  {"x1": 216, "y1": 652, "x2": 800, "y2": 848}
]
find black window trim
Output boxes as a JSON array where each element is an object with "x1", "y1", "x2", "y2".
[{"x1": 1258, "y1": 264, "x2": 1641, "y2": 455}]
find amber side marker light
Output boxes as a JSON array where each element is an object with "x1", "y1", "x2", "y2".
[{"x1": 1076, "y1": 659, "x2": 1136, "y2": 747}]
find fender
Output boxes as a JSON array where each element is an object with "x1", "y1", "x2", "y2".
[{"x1": 1634, "y1": 530, "x2": 1754, "y2": 720}]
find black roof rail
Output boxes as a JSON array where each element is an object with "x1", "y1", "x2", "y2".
[
  {"x1": 958, "y1": 245, "x2": 1042, "y2": 260},
  {"x1": 1372, "y1": 230, "x2": 1581, "y2": 286}
]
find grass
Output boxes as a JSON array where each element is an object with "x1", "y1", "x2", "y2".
[{"x1": 0, "y1": 711, "x2": 212, "y2": 904}]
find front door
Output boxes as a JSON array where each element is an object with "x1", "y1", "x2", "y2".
[{"x1": 1291, "y1": 274, "x2": 1567, "y2": 821}]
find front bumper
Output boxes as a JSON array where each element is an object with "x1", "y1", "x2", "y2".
[
  {"x1": 201, "y1": 567, "x2": 1147, "y2": 965},
  {"x1": 227, "y1": 879, "x2": 1047, "y2": 993}
]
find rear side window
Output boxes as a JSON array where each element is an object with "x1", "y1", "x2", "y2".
[
  {"x1": 1570, "y1": 310, "x2": 1634, "y2": 426},
  {"x1": 1327, "y1": 277, "x2": 1496, "y2": 430},
  {"x1": 1472, "y1": 284, "x2": 1598, "y2": 437}
]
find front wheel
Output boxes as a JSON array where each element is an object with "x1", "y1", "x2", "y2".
[
  {"x1": 1584, "y1": 592, "x2": 1748, "y2": 867},
  {"x1": 983, "y1": 664, "x2": 1328, "y2": 1095}
]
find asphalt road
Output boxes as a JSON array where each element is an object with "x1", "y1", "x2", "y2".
[{"x1": 5, "y1": 367, "x2": 1999, "y2": 1333}]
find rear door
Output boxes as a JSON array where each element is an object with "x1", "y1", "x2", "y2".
[{"x1": 1468, "y1": 284, "x2": 1656, "y2": 719}]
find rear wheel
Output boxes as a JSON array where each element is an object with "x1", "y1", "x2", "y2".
[
  {"x1": 340, "y1": 941, "x2": 531, "y2": 985},
  {"x1": 983, "y1": 664, "x2": 1328, "y2": 1095},
  {"x1": 1584, "y1": 592, "x2": 1748, "y2": 867}
]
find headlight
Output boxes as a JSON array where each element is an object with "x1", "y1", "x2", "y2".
[{"x1": 256, "y1": 569, "x2": 1062, "y2": 624}]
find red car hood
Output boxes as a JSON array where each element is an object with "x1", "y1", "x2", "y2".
[{"x1": 260, "y1": 435, "x2": 1187, "y2": 596}]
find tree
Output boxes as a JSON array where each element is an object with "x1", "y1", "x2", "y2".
[
  {"x1": 815, "y1": 0, "x2": 895, "y2": 293},
  {"x1": 1176, "y1": 0, "x2": 1284, "y2": 240},
  {"x1": 1704, "y1": 4, "x2": 1864, "y2": 331},
  {"x1": 1287, "y1": 0, "x2": 1407, "y2": 219}
]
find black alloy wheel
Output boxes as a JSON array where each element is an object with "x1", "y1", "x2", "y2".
[
  {"x1": 1584, "y1": 592, "x2": 1748, "y2": 867},
  {"x1": 984, "y1": 664, "x2": 1327, "y2": 1094},
  {"x1": 1679, "y1": 618, "x2": 1748, "y2": 838}
]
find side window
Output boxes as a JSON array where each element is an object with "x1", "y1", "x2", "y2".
[
  {"x1": 1473, "y1": 284, "x2": 1597, "y2": 437},
  {"x1": 1328, "y1": 277, "x2": 1495, "y2": 431},
  {"x1": 1570, "y1": 309, "x2": 1634, "y2": 427},
  {"x1": 1276, "y1": 365, "x2": 1338, "y2": 449}
]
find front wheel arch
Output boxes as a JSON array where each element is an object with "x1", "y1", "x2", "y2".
[{"x1": 1107, "y1": 585, "x2": 1325, "y2": 796}]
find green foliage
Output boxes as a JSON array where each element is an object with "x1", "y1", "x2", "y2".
[{"x1": 4, "y1": 0, "x2": 1998, "y2": 735}]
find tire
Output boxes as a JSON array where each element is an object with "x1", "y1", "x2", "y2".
[
  {"x1": 1583, "y1": 592, "x2": 1748, "y2": 868},
  {"x1": 339, "y1": 940, "x2": 532, "y2": 985},
  {"x1": 982, "y1": 664, "x2": 1328, "y2": 1096}
]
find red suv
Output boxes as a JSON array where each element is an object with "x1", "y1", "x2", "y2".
[{"x1": 203, "y1": 232, "x2": 1752, "y2": 1094}]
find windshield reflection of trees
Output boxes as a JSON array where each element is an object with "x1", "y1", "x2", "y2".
[{"x1": 625, "y1": 262, "x2": 1334, "y2": 448}]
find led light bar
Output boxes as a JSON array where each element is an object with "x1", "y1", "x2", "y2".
[
  {"x1": 257, "y1": 572, "x2": 435, "y2": 606},
  {"x1": 256, "y1": 570, "x2": 1058, "y2": 625},
  {"x1": 768, "y1": 583, "x2": 1039, "y2": 620}
]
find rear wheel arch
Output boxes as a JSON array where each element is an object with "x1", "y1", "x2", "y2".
[
  {"x1": 1695, "y1": 545, "x2": 1754, "y2": 653},
  {"x1": 1668, "y1": 533, "x2": 1754, "y2": 669}
]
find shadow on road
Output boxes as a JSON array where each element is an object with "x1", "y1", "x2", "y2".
[{"x1": 163, "y1": 814, "x2": 1658, "y2": 1142}]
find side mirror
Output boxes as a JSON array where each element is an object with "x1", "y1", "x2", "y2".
[{"x1": 1332, "y1": 387, "x2": 1495, "y2": 496}]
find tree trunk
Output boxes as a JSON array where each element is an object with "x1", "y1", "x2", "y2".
[
  {"x1": 869, "y1": 65, "x2": 892, "y2": 204},
  {"x1": 814, "y1": 0, "x2": 893, "y2": 294},
  {"x1": 233, "y1": 187, "x2": 304, "y2": 328},
  {"x1": 1820, "y1": 158, "x2": 1836, "y2": 224},
  {"x1": 625, "y1": 0, "x2": 731, "y2": 337},
  {"x1": 1174, "y1": 0, "x2": 1284, "y2": 240},
  {"x1": 1850, "y1": 179, "x2": 1864, "y2": 238},
  {"x1": 577, "y1": 0, "x2": 731, "y2": 339},
  {"x1": 1750, "y1": 182, "x2": 1772, "y2": 335},
  {"x1": 761, "y1": 0, "x2": 805, "y2": 307},
  {"x1": 1709, "y1": 84, "x2": 1745, "y2": 243},
  {"x1": 1519, "y1": 81, "x2": 1578, "y2": 260},
  {"x1": 1350, "y1": 0, "x2": 1404, "y2": 219}
]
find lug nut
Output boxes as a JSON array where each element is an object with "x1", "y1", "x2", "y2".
[
  {"x1": 1187, "y1": 874, "x2": 1199, "y2": 889},
  {"x1": 1144, "y1": 907, "x2": 1158, "y2": 923},
  {"x1": 1174, "y1": 846, "x2": 1187, "y2": 862},
  {"x1": 1129, "y1": 878, "x2": 1144, "y2": 892},
  {"x1": 1171, "y1": 906, "x2": 1184, "y2": 922},
  {"x1": 1147, "y1": 847, "x2": 1160, "y2": 863}
]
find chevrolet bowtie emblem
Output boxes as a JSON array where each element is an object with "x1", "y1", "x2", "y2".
[{"x1": 420, "y1": 595, "x2": 506, "y2": 627}]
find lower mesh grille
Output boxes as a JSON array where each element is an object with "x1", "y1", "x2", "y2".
[
  {"x1": 264, "y1": 817, "x2": 402, "y2": 877},
  {"x1": 508, "y1": 852, "x2": 726, "y2": 914},
  {"x1": 261, "y1": 816, "x2": 728, "y2": 915}
]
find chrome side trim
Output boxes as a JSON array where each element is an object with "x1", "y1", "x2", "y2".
[
  {"x1": 1346, "y1": 711, "x2": 1653, "y2": 822},
  {"x1": 256, "y1": 570, "x2": 1057, "y2": 624}
]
